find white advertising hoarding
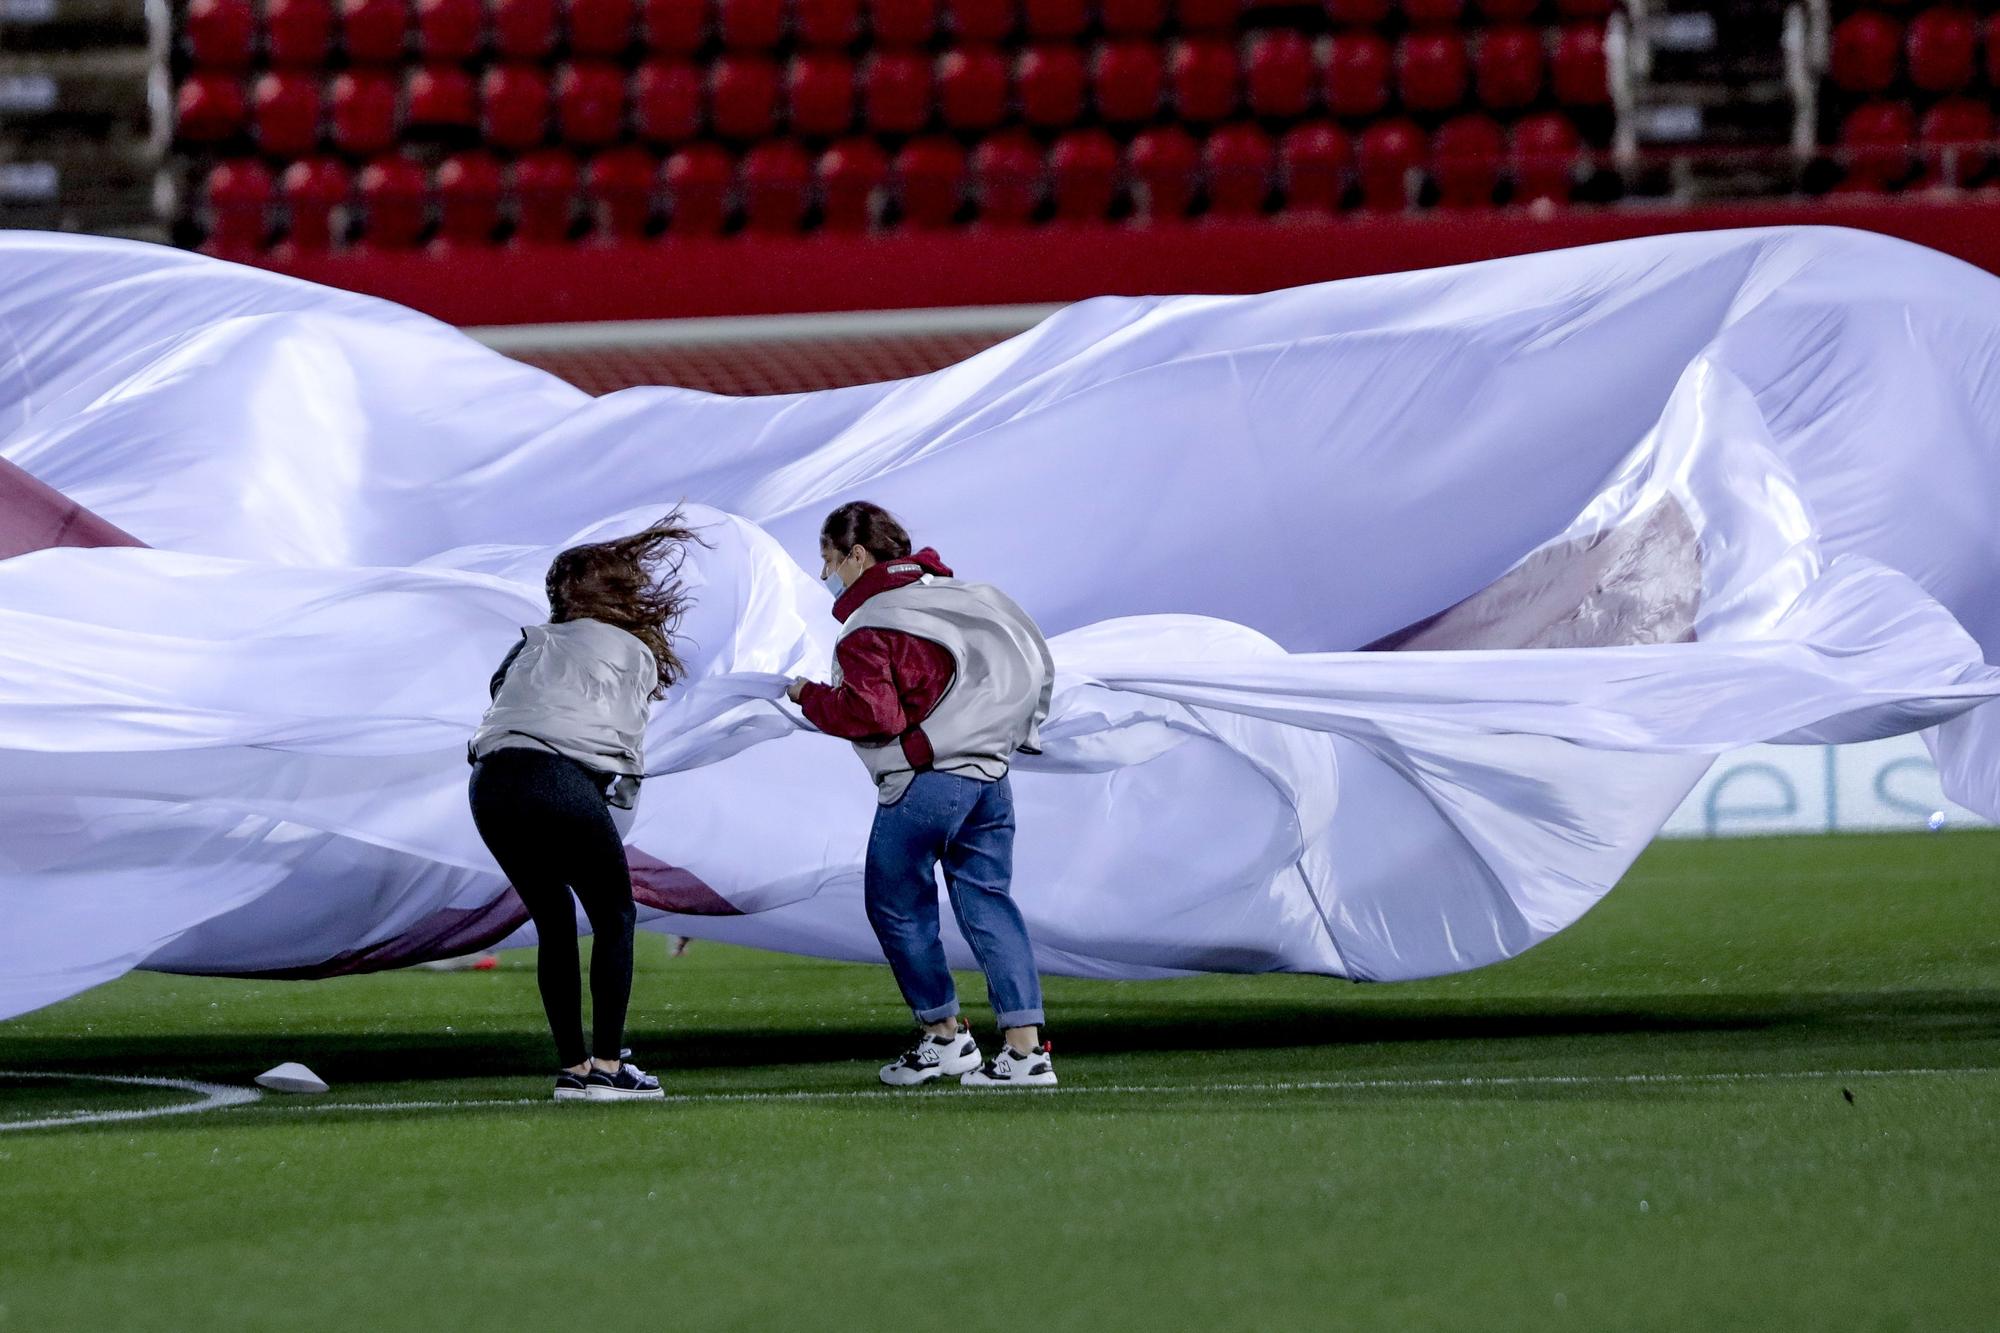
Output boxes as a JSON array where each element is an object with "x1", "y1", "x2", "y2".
[{"x1": 1662, "y1": 735, "x2": 1990, "y2": 838}]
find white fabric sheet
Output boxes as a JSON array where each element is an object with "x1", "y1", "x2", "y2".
[{"x1": 2, "y1": 227, "x2": 1998, "y2": 1018}]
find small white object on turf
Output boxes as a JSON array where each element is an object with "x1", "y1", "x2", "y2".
[{"x1": 255, "y1": 1062, "x2": 329, "y2": 1094}]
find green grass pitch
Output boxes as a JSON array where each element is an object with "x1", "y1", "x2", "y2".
[{"x1": 2, "y1": 830, "x2": 1997, "y2": 1330}]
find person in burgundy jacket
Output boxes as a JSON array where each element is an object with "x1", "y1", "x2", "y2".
[{"x1": 787, "y1": 501, "x2": 1058, "y2": 1088}]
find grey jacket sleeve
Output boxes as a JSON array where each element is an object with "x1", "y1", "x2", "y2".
[{"x1": 489, "y1": 636, "x2": 527, "y2": 700}]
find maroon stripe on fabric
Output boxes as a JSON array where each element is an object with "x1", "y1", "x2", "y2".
[
  {"x1": 218, "y1": 848, "x2": 738, "y2": 979},
  {"x1": 0, "y1": 456, "x2": 144, "y2": 559},
  {"x1": 625, "y1": 846, "x2": 741, "y2": 917}
]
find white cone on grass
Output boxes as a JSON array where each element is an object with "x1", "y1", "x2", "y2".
[{"x1": 255, "y1": 1062, "x2": 329, "y2": 1094}]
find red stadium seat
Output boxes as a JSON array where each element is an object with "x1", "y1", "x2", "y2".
[
  {"x1": 1398, "y1": 31, "x2": 1468, "y2": 114},
  {"x1": 642, "y1": 0, "x2": 705, "y2": 52},
  {"x1": 1201, "y1": 122, "x2": 1272, "y2": 219},
  {"x1": 872, "y1": 0, "x2": 938, "y2": 46},
  {"x1": 817, "y1": 137, "x2": 889, "y2": 229},
  {"x1": 796, "y1": 0, "x2": 862, "y2": 46},
  {"x1": 200, "y1": 159, "x2": 273, "y2": 256},
  {"x1": 720, "y1": 0, "x2": 785, "y2": 48},
  {"x1": 1049, "y1": 128, "x2": 1119, "y2": 220},
  {"x1": 264, "y1": 0, "x2": 334, "y2": 68},
  {"x1": 788, "y1": 53, "x2": 856, "y2": 138},
  {"x1": 1356, "y1": 117, "x2": 1422, "y2": 210},
  {"x1": 862, "y1": 50, "x2": 933, "y2": 135},
  {"x1": 186, "y1": 0, "x2": 255, "y2": 70},
  {"x1": 1989, "y1": 15, "x2": 2000, "y2": 88},
  {"x1": 1402, "y1": 0, "x2": 1463, "y2": 25},
  {"x1": 405, "y1": 64, "x2": 478, "y2": 135},
  {"x1": 1475, "y1": 0, "x2": 1538, "y2": 19},
  {"x1": 1100, "y1": 0, "x2": 1164, "y2": 36},
  {"x1": 567, "y1": 0, "x2": 636, "y2": 56},
  {"x1": 356, "y1": 155, "x2": 427, "y2": 249},
  {"x1": 1170, "y1": 37, "x2": 1239, "y2": 124},
  {"x1": 710, "y1": 54, "x2": 782, "y2": 140},
  {"x1": 177, "y1": 74, "x2": 248, "y2": 144},
  {"x1": 415, "y1": 0, "x2": 482, "y2": 62},
  {"x1": 278, "y1": 157, "x2": 350, "y2": 250},
  {"x1": 1905, "y1": 6, "x2": 1977, "y2": 93},
  {"x1": 556, "y1": 61, "x2": 626, "y2": 145},
  {"x1": 584, "y1": 145, "x2": 657, "y2": 237},
  {"x1": 330, "y1": 70, "x2": 400, "y2": 157},
  {"x1": 251, "y1": 71, "x2": 322, "y2": 157},
  {"x1": 1551, "y1": 22, "x2": 1608, "y2": 106},
  {"x1": 741, "y1": 141, "x2": 813, "y2": 232},
  {"x1": 340, "y1": 0, "x2": 407, "y2": 64},
  {"x1": 1325, "y1": 0, "x2": 1389, "y2": 23},
  {"x1": 1016, "y1": 45, "x2": 1087, "y2": 129},
  {"x1": 1476, "y1": 24, "x2": 1544, "y2": 111},
  {"x1": 893, "y1": 136, "x2": 967, "y2": 227},
  {"x1": 481, "y1": 66, "x2": 551, "y2": 152},
  {"x1": 511, "y1": 148, "x2": 580, "y2": 242},
  {"x1": 662, "y1": 142, "x2": 734, "y2": 232},
  {"x1": 1126, "y1": 123, "x2": 1199, "y2": 220},
  {"x1": 1919, "y1": 95, "x2": 1992, "y2": 185},
  {"x1": 1093, "y1": 40, "x2": 1162, "y2": 125},
  {"x1": 1245, "y1": 30, "x2": 1314, "y2": 121},
  {"x1": 971, "y1": 132, "x2": 1042, "y2": 224},
  {"x1": 1838, "y1": 99, "x2": 1916, "y2": 191},
  {"x1": 633, "y1": 59, "x2": 703, "y2": 143},
  {"x1": 1553, "y1": 0, "x2": 1610, "y2": 17},
  {"x1": 491, "y1": 0, "x2": 558, "y2": 58},
  {"x1": 1174, "y1": 0, "x2": 1239, "y2": 33},
  {"x1": 432, "y1": 150, "x2": 503, "y2": 247},
  {"x1": 1431, "y1": 112, "x2": 1503, "y2": 207},
  {"x1": 1278, "y1": 121, "x2": 1350, "y2": 213},
  {"x1": 946, "y1": 0, "x2": 1015, "y2": 43},
  {"x1": 939, "y1": 46, "x2": 1010, "y2": 130},
  {"x1": 1024, "y1": 0, "x2": 1086, "y2": 40},
  {"x1": 1508, "y1": 108, "x2": 1578, "y2": 203},
  {"x1": 1325, "y1": 32, "x2": 1392, "y2": 120},
  {"x1": 1829, "y1": 12, "x2": 1902, "y2": 94}
]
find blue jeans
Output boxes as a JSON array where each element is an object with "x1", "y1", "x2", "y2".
[{"x1": 864, "y1": 771, "x2": 1045, "y2": 1030}]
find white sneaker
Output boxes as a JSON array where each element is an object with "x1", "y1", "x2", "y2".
[
  {"x1": 879, "y1": 1023, "x2": 983, "y2": 1087},
  {"x1": 960, "y1": 1042, "x2": 1057, "y2": 1088}
]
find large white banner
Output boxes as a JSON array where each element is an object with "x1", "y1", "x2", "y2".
[{"x1": 3, "y1": 228, "x2": 1999, "y2": 1016}]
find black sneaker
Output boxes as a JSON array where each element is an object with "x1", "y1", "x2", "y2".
[
  {"x1": 553, "y1": 1068, "x2": 591, "y2": 1102},
  {"x1": 584, "y1": 1060, "x2": 664, "y2": 1101}
]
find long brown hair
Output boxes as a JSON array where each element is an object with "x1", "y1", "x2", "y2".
[{"x1": 545, "y1": 511, "x2": 706, "y2": 698}]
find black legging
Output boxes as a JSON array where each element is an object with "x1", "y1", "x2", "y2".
[{"x1": 468, "y1": 747, "x2": 636, "y2": 1069}]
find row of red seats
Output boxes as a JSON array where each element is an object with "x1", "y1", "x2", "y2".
[
  {"x1": 1838, "y1": 95, "x2": 1998, "y2": 186},
  {"x1": 198, "y1": 112, "x2": 1587, "y2": 250},
  {"x1": 186, "y1": 0, "x2": 1616, "y2": 70},
  {"x1": 1829, "y1": 8, "x2": 2000, "y2": 95},
  {"x1": 179, "y1": 28, "x2": 1610, "y2": 152}
]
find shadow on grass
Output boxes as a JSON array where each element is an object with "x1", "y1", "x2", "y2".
[{"x1": 5, "y1": 988, "x2": 1997, "y2": 1088}]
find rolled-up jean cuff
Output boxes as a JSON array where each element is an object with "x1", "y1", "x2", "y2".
[
  {"x1": 914, "y1": 999, "x2": 961, "y2": 1024},
  {"x1": 995, "y1": 1008, "x2": 1044, "y2": 1029}
]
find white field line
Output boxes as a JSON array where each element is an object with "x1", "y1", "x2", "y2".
[
  {"x1": 0, "y1": 1070, "x2": 263, "y2": 1132},
  {"x1": 273, "y1": 1064, "x2": 2000, "y2": 1117}
]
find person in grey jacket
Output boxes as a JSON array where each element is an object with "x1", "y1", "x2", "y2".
[
  {"x1": 468, "y1": 513, "x2": 701, "y2": 1102},
  {"x1": 787, "y1": 502, "x2": 1058, "y2": 1089}
]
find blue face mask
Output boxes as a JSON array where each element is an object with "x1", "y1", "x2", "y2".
[{"x1": 822, "y1": 567, "x2": 846, "y2": 598}]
